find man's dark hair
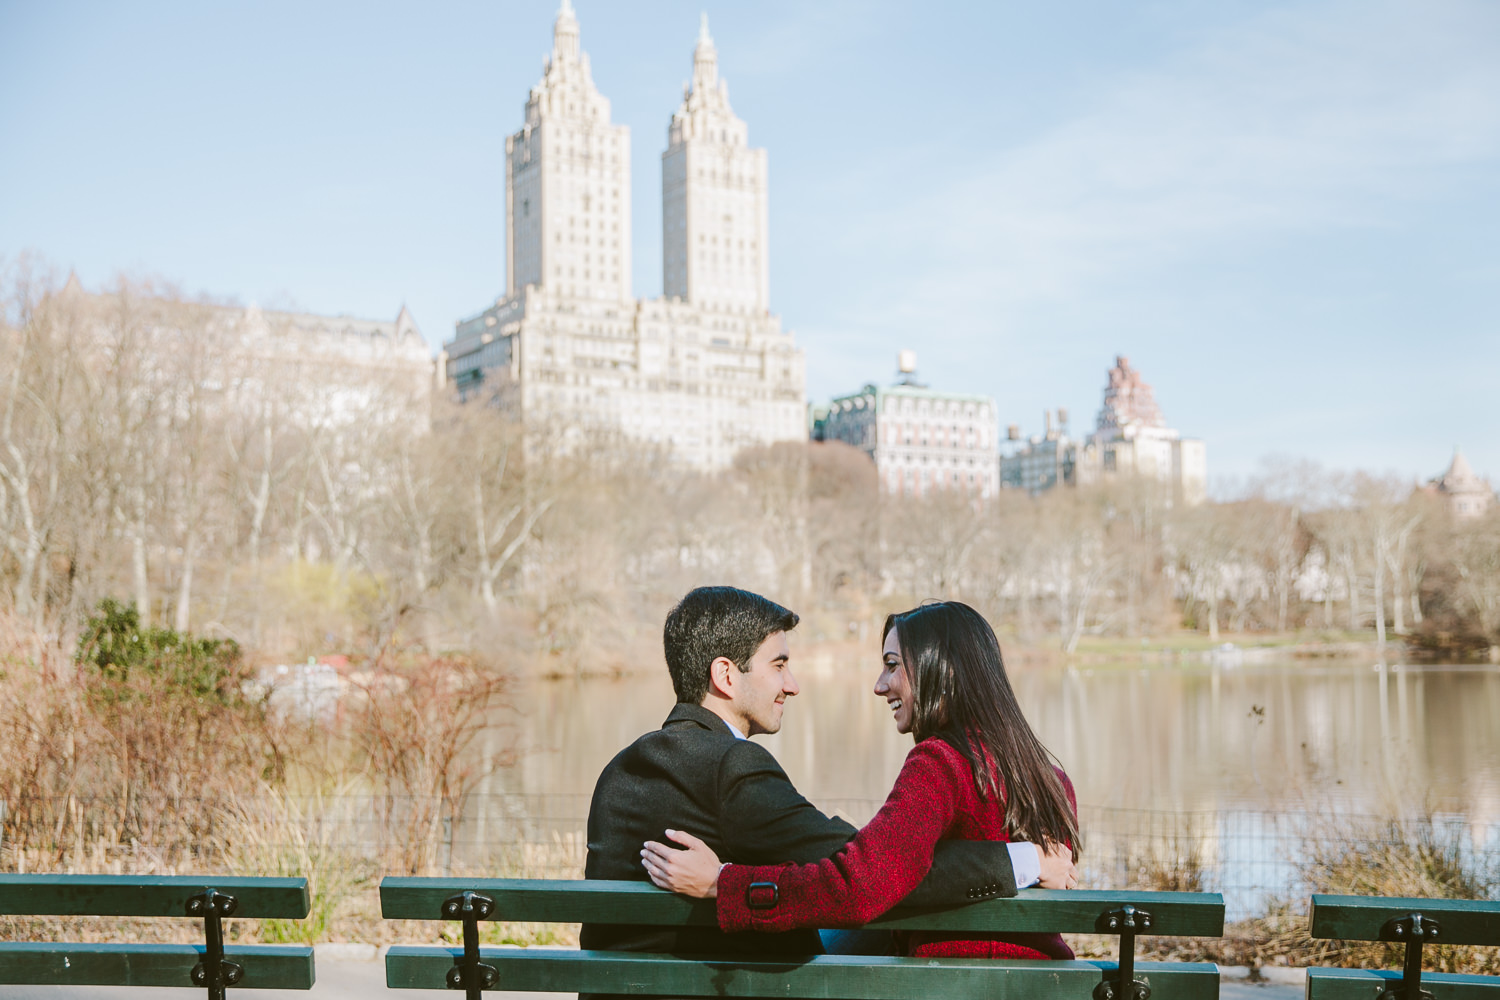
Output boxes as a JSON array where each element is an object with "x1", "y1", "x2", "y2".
[{"x1": 663, "y1": 586, "x2": 799, "y2": 704}]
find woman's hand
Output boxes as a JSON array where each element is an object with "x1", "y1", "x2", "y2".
[
  {"x1": 1038, "y1": 841, "x2": 1079, "y2": 890},
  {"x1": 641, "y1": 829, "x2": 722, "y2": 899}
]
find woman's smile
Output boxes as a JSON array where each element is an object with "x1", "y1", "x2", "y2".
[{"x1": 876, "y1": 628, "x2": 914, "y2": 734}]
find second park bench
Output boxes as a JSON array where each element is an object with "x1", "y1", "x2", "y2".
[{"x1": 0, "y1": 873, "x2": 315, "y2": 998}]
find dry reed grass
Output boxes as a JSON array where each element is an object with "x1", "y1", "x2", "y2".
[
  {"x1": 1069, "y1": 812, "x2": 1498, "y2": 975},
  {"x1": 0, "y1": 605, "x2": 517, "y2": 945}
]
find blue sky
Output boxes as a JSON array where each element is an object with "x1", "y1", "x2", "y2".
[{"x1": 3, "y1": 0, "x2": 1496, "y2": 486}]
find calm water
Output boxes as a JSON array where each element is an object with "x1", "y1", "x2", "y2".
[
  {"x1": 455, "y1": 651, "x2": 1499, "y2": 916},
  {"x1": 480, "y1": 650, "x2": 1500, "y2": 825}
]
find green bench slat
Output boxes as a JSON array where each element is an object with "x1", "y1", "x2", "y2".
[
  {"x1": 0, "y1": 942, "x2": 316, "y2": 988},
  {"x1": 385, "y1": 947, "x2": 1222, "y2": 999},
  {"x1": 1308, "y1": 967, "x2": 1500, "y2": 998},
  {"x1": 1310, "y1": 895, "x2": 1500, "y2": 946},
  {"x1": 0, "y1": 875, "x2": 311, "y2": 919},
  {"x1": 380, "y1": 879, "x2": 1224, "y2": 936}
]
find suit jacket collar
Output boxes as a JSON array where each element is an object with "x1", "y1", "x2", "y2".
[{"x1": 664, "y1": 701, "x2": 736, "y2": 736}]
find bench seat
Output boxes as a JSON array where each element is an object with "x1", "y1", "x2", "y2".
[
  {"x1": 1308, "y1": 967, "x2": 1500, "y2": 999},
  {"x1": 0, "y1": 941, "x2": 316, "y2": 989},
  {"x1": 387, "y1": 947, "x2": 1222, "y2": 999}
]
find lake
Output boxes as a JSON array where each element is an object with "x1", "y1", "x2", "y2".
[{"x1": 463, "y1": 648, "x2": 1500, "y2": 916}]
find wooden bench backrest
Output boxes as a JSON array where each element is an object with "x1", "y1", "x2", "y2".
[
  {"x1": 1307, "y1": 896, "x2": 1500, "y2": 1000},
  {"x1": 0, "y1": 874, "x2": 311, "y2": 919},
  {"x1": 1310, "y1": 895, "x2": 1500, "y2": 947},
  {"x1": 380, "y1": 877, "x2": 1225, "y2": 935}
]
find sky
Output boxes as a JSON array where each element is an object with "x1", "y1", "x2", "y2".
[{"x1": 2, "y1": 0, "x2": 1497, "y2": 488}]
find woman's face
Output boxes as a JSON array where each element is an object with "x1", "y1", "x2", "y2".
[{"x1": 875, "y1": 627, "x2": 915, "y2": 734}]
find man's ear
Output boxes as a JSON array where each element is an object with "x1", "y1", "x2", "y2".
[{"x1": 706, "y1": 656, "x2": 738, "y2": 700}]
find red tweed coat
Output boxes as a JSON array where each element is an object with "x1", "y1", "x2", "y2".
[{"x1": 717, "y1": 736, "x2": 1077, "y2": 960}]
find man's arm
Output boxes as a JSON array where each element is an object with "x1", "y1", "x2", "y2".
[
  {"x1": 901, "y1": 839, "x2": 1018, "y2": 907},
  {"x1": 717, "y1": 741, "x2": 858, "y2": 864}
]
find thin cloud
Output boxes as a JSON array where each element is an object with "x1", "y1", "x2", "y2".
[{"x1": 832, "y1": 0, "x2": 1500, "y2": 328}]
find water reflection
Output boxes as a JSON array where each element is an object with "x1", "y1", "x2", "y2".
[
  {"x1": 458, "y1": 654, "x2": 1498, "y2": 915},
  {"x1": 483, "y1": 653, "x2": 1500, "y2": 827}
]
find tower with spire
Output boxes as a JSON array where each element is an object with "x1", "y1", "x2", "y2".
[
  {"x1": 661, "y1": 13, "x2": 769, "y2": 313},
  {"x1": 1427, "y1": 448, "x2": 1495, "y2": 518},
  {"x1": 505, "y1": 0, "x2": 632, "y2": 303}
]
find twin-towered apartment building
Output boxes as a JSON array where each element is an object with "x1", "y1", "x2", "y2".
[{"x1": 442, "y1": 2, "x2": 803, "y2": 470}]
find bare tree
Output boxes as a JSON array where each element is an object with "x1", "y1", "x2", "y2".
[
  {"x1": 466, "y1": 410, "x2": 551, "y2": 613},
  {"x1": 1171, "y1": 502, "x2": 1237, "y2": 640}
]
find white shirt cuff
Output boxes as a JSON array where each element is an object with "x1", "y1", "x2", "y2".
[{"x1": 1008, "y1": 842, "x2": 1041, "y2": 889}]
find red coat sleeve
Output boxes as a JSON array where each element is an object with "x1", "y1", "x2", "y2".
[{"x1": 717, "y1": 740, "x2": 966, "y2": 933}]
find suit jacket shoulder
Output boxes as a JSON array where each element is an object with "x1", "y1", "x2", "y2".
[
  {"x1": 581, "y1": 702, "x2": 826, "y2": 956},
  {"x1": 716, "y1": 738, "x2": 855, "y2": 865}
]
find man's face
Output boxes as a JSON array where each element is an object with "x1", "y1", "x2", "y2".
[{"x1": 734, "y1": 631, "x2": 797, "y2": 736}]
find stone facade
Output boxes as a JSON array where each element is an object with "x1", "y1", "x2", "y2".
[
  {"x1": 1083, "y1": 356, "x2": 1206, "y2": 505},
  {"x1": 999, "y1": 410, "x2": 1077, "y2": 494},
  {"x1": 1001, "y1": 356, "x2": 1206, "y2": 505},
  {"x1": 504, "y1": 0, "x2": 630, "y2": 304},
  {"x1": 814, "y1": 374, "x2": 1000, "y2": 498},
  {"x1": 446, "y1": 4, "x2": 804, "y2": 469},
  {"x1": 60, "y1": 274, "x2": 433, "y2": 426},
  {"x1": 662, "y1": 15, "x2": 769, "y2": 314},
  {"x1": 224, "y1": 302, "x2": 433, "y2": 424}
]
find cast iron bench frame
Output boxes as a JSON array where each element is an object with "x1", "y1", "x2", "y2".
[
  {"x1": 381, "y1": 877, "x2": 1226, "y2": 1000},
  {"x1": 1307, "y1": 894, "x2": 1500, "y2": 1000},
  {"x1": 0, "y1": 873, "x2": 316, "y2": 998}
]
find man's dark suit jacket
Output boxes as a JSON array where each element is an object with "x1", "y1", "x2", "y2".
[{"x1": 581, "y1": 702, "x2": 1019, "y2": 956}]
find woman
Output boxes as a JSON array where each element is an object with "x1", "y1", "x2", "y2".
[{"x1": 641, "y1": 601, "x2": 1079, "y2": 959}]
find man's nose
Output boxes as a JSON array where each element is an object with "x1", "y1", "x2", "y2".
[{"x1": 782, "y1": 668, "x2": 799, "y2": 696}]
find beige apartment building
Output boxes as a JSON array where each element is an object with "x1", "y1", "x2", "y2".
[{"x1": 813, "y1": 359, "x2": 1001, "y2": 498}]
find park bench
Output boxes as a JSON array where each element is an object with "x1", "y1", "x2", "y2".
[
  {"x1": 1307, "y1": 894, "x2": 1500, "y2": 1000},
  {"x1": 381, "y1": 877, "x2": 1225, "y2": 1000},
  {"x1": 0, "y1": 873, "x2": 315, "y2": 998}
]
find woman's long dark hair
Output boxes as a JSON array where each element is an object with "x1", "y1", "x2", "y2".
[{"x1": 884, "y1": 601, "x2": 1079, "y2": 855}]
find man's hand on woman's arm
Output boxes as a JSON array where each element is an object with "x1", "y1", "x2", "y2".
[{"x1": 642, "y1": 829, "x2": 723, "y2": 898}]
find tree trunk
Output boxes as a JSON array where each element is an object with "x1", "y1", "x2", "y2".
[
  {"x1": 1373, "y1": 544, "x2": 1386, "y2": 647},
  {"x1": 174, "y1": 531, "x2": 195, "y2": 633},
  {"x1": 1344, "y1": 556, "x2": 1359, "y2": 632},
  {"x1": 1321, "y1": 547, "x2": 1333, "y2": 627},
  {"x1": 132, "y1": 510, "x2": 150, "y2": 620},
  {"x1": 474, "y1": 471, "x2": 495, "y2": 611},
  {"x1": 247, "y1": 454, "x2": 271, "y2": 565}
]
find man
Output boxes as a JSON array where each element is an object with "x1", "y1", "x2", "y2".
[{"x1": 582, "y1": 586, "x2": 1074, "y2": 956}]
